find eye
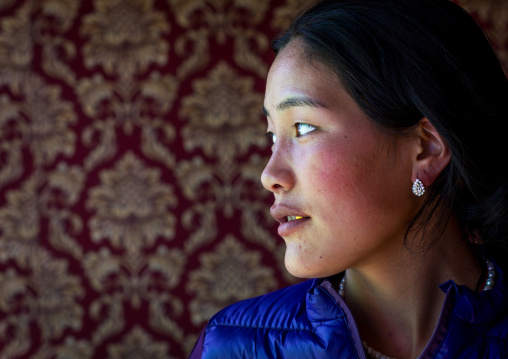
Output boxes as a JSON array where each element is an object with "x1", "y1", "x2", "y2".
[
  {"x1": 265, "y1": 131, "x2": 276, "y2": 144},
  {"x1": 295, "y1": 123, "x2": 317, "y2": 137}
]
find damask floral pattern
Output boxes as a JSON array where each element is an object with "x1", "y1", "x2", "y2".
[
  {"x1": 0, "y1": 0, "x2": 506, "y2": 358},
  {"x1": 29, "y1": 255, "x2": 84, "y2": 340},
  {"x1": 107, "y1": 326, "x2": 171, "y2": 359},
  {"x1": 87, "y1": 152, "x2": 177, "y2": 254},
  {"x1": 0, "y1": 2, "x2": 77, "y2": 187},
  {"x1": 180, "y1": 62, "x2": 266, "y2": 166},
  {"x1": 24, "y1": 80, "x2": 77, "y2": 166},
  {"x1": 0, "y1": 176, "x2": 41, "y2": 266},
  {"x1": 169, "y1": 0, "x2": 271, "y2": 78},
  {"x1": 0, "y1": 252, "x2": 83, "y2": 358},
  {"x1": 0, "y1": 1, "x2": 32, "y2": 91},
  {"x1": 187, "y1": 235, "x2": 277, "y2": 325},
  {"x1": 81, "y1": 0, "x2": 170, "y2": 81},
  {"x1": 0, "y1": 76, "x2": 76, "y2": 171}
]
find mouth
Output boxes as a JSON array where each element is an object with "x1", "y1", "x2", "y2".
[
  {"x1": 270, "y1": 204, "x2": 310, "y2": 236},
  {"x1": 277, "y1": 216, "x2": 310, "y2": 237},
  {"x1": 275, "y1": 215, "x2": 310, "y2": 223}
]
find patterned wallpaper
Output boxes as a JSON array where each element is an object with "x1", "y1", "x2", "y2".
[{"x1": 0, "y1": 0, "x2": 506, "y2": 358}]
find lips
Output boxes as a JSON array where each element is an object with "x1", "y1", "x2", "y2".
[{"x1": 270, "y1": 204, "x2": 310, "y2": 237}]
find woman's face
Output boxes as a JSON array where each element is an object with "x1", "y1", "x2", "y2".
[{"x1": 262, "y1": 39, "x2": 420, "y2": 278}]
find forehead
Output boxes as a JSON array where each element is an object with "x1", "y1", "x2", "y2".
[{"x1": 265, "y1": 39, "x2": 344, "y2": 110}]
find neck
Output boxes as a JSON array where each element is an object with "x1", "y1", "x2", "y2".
[{"x1": 343, "y1": 216, "x2": 482, "y2": 359}]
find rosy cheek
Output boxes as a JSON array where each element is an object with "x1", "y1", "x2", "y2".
[{"x1": 312, "y1": 147, "x2": 357, "y2": 194}]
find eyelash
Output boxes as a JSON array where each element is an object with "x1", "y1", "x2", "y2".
[{"x1": 265, "y1": 123, "x2": 317, "y2": 145}]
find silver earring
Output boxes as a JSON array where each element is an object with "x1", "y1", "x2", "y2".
[{"x1": 412, "y1": 178, "x2": 425, "y2": 196}]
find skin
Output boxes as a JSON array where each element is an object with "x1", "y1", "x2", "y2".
[{"x1": 261, "y1": 39, "x2": 482, "y2": 359}]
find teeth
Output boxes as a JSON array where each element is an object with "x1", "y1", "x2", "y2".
[{"x1": 287, "y1": 216, "x2": 303, "y2": 222}]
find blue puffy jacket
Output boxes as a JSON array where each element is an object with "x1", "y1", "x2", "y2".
[{"x1": 191, "y1": 261, "x2": 508, "y2": 358}]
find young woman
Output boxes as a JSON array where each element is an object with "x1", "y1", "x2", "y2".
[{"x1": 191, "y1": 0, "x2": 508, "y2": 357}]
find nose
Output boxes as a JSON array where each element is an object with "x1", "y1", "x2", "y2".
[{"x1": 260, "y1": 146, "x2": 295, "y2": 194}]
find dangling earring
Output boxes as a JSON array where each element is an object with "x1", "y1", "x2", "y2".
[{"x1": 412, "y1": 178, "x2": 425, "y2": 196}]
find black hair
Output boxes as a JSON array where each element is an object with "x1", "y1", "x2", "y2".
[{"x1": 272, "y1": 0, "x2": 508, "y2": 263}]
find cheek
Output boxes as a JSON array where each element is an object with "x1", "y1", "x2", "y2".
[
  {"x1": 308, "y1": 143, "x2": 375, "y2": 198},
  {"x1": 303, "y1": 141, "x2": 395, "y2": 229}
]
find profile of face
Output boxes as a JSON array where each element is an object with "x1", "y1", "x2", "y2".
[{"x1": 262, "y1": 39, "x2": 422, "y2": 278}]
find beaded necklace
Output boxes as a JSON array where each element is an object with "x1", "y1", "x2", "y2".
[{"x1": 337, "y1": 259, "x2": 497, "y2": 359}]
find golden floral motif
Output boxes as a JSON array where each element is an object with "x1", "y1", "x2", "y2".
[
  {"x1": 44, "y1": 163, "x2": 86, "y2": 208},
  {"x1": 83, "y1": 247, "x2": 127, "y2": 344},
  {"x1": 0, "y1": 164, "x2": 85, "y2": 266},
  {"x1": 0, "y1": 252, "x2": 83, "y2": 357},
  {"x1": 81, "y1": 118, "x2": 118, "y2": 172},
  {"x1": 180, "y1": 62, "x2": 266, "y2": 166},
  {"x1": 169, "y1": 0, "x2": 270, "y2": 77},
  {"x1": 34, "y1": 0, "x2": 81, "y2": 86},
  {"x1": 76, "y1": 72, "x2": 178, "y2": 169},
  {"x1": 0, "y1": 133, "x2": 23, "y2": 189},
  {"x1": 187, "y1": 235, "x2": 277, "y2": 325},
  {"x1": 0, "y1": 76, "x2": 76, "y2": 173},
  {"x1": 181, "y1": 200, "x2": 218, "y2": 254},
  {"x1": 87, "y1": 152, "x2": 177, "y2": 254},
  {"x1": 83, "y1": 245, "x2": 186, "y2": 344},
  {"x1": 176, "y1": 157, "x2": 215, "y2": 202},
  {"x1": 44, "y1": 163, "x2": 86, "y2": 259},
  {"x1": 30, "y1": 254, "x2": 84, "y2": 340},
  {"x1": 174, "y1": 28, "x2": 210, "y2": 79},
  {"x1": 0, "y1": 175, "x2": 39, "y2": 241},
  {"x1": 170, "y1": 0, "x2": 269, "y2": 43},
  {"x1": 175, "y1": 154, "x2": 270, "y2": 253},
  {"x1": 81, "y1": 0, "x2": 170, "y2": 81},
  {"x1": 83, "y1": 246, "x2": 185, "y2": 308},
  {"x1": 0, "y1": 175, "x2": 41, "y2": 266},
  {"x1": 107, "y1": 326, "x2": 171, "y2": 359},
  {"x1": 0, "y1": 268, "x2": 31, "y2": 358},
  {"x1": 36, "y1": 0, "x2": 81, "y2": 33},
  {"x1": 241, "y1": 199, "x2": 277, "y2": 250},
  {"x1": 0, "y1": 5, "x2": 76, "y2": 184},
  {"x1": 148, "y1": 246, "x2": 186, "y2": 340},
  {"x1": 25, "y1": 78, "x2": 77, "y2": 166},
  {"x1": 54, "y1": 337, "x2": 94, "y2": 359},
  {"x1": 0, "y1": 1, "x2": 33, "y2": 93},
  {"x1": 175, "y1": 154, "x2": 266, "y2": 205},
  {"x1": 77, "y1": 72, "x2": 178, "y2": 135},
  {"x1": 29, "y1": 336, "x2": 94, "y2": 359}
]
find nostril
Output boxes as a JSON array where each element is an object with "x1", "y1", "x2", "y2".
[{"x1": 260, "y1": 153, "x2": 294, "y2": 193}]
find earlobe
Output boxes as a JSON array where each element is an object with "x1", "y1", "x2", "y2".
[{"x1": 412, "y1": 118, "x2": 451, "y2": 187}]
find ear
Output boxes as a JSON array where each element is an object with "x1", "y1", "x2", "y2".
[{"x1": 412, "y1": 118, "x2": 451, "y2": 187}]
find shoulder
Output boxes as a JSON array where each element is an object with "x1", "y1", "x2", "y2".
[
  {"x1": 197, "y1": 279, "x2": 318, "y2": 359},
  {"x1": 196, "y1": 278, "x2": 359, "y2": 359},
  {"x1": 207, "y1": 279, "x2": 315, "y2": 330}
]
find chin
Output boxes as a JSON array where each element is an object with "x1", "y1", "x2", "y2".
[
  {"x1": 285, "y1": 253, "x2": 346, "y2": 279},
  {"x1": 284, "y1": 257, "x2": 325, "y2": 279}
]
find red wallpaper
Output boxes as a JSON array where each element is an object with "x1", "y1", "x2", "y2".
[{"x1": 0, "y1": 0, "x2": 506, "y2": 358}]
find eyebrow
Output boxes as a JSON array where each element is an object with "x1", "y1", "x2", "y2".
[{"x1": 263, "y1": 96, "x2": 327, "y2": 117}]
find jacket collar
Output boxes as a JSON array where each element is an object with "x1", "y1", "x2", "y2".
[{"x1": 440, "y1": 257, "x2": 508, "y2": 326}]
